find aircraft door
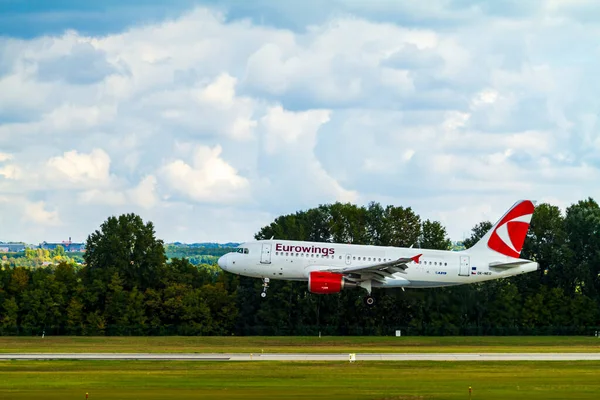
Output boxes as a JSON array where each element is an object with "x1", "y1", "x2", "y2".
[
  {"x1": 345, "y1": 254, "x2": 352, "y2": 265},
  {"x1": 260, "y1": 243, "x2": 272, "y2": 264},
  {"x1": 459, "y1": 255, "x2": 470, "y2": 276}
]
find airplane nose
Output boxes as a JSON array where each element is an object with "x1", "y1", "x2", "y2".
[{"x1": 218, "y1": 254, "x2": 228, "y2": 271}]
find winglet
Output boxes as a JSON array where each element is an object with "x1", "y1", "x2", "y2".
[{"x1": 411, "y1": 254, "x2": 422, "y2": 263}]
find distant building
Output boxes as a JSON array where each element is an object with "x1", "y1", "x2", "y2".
[
  {"x1": 0, "y1": 242, "x2": 26, "y2": 252},
  {"x1": 39, "y1": 237, "x2": 85, "y2": 252}
]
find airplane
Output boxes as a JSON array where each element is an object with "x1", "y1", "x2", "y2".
[{"x1": 217, "y1": 200, "x2": 539, "y2": 306}]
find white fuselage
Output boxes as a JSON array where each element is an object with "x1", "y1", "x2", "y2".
[{"x1": 218, "y1": 239, "x2": 539, "y2": 288}]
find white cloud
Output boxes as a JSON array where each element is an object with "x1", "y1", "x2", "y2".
[
  {"x1": 0, "y1": 164, "x2": 22, "y2": 180},
  {"x1": 242, "y1": 18, "x2": 441, "y2": 105},
  {"x1": 128, "y1": 175, "x2": 159, "y2": 209},
  {"x1": 47, "y1": 148, "x2": 112, "y2": 186},
  {"x1": 78, "y1": 189, "x2": 127, "y2": 207},
  {"x1": 1, "y1": 3, "x2": 600, "y2": 243},
  {"x1": 23, "y1": 201, "x2": 61, "y2": 226},
  {"x1": 256, "y1": 105, "x2": 358, "y2": 206},
  {"x1": 260, "y1": 105, "x2": 331, "y2": 154},
  {"x1": 200, "y1": 73, "x2": 237, "y2": 107},
  {"x1": 471, "y1": 89, "x2": 499, "y2": 107},
  {"x1": 78, "y1": 175, "x2": 158, "y2": 209},
  {"x1": 160, "y1": 144, "x2": 251, "y2": 204},
  {"x1": 0, "y1": 153, "x2": 13, "y2": 162}
]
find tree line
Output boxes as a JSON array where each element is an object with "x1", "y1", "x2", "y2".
[
  {"x1": 1, "y1": 247, "x2": 85, "y2": 268},
  {"x1": 1, "y1": 199, "x2": 599, "y2": 336}
]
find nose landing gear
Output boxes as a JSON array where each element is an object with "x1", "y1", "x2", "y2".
[{"x1": 261, "y1": 277, "x2": 270, "y2": 298}]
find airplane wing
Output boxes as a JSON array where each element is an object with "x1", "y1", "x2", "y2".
[{"x1": 318, "y1": 254, "x2": 422, "y2": 283}]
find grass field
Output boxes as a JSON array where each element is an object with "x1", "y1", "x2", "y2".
[
  {"x1": 1, "y1": 336, "x2": 600, "y2": 354},
  {"x1": 0, "y1": 360, "x2": 599, "y2": 399}
]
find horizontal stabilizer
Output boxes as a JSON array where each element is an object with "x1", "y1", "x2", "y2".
[{"x1": 489, "y1": 260, "x2": 531, "y2": 268}]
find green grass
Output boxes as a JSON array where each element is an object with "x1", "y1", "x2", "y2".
[
  {"x1": 1, "y1": 336, "x2": 600, "y2": 354},
  {"x1": 0, "y1": 360, "x2": 598, "y2": 399}
]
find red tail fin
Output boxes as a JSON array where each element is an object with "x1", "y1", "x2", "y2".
[{"x1": 471, "y1": 200, "x2": 536, "y2": 258}]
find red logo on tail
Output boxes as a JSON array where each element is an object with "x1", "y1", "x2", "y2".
[{"x1": 487, "y1": 200, "x2": 535, "y2": 258}]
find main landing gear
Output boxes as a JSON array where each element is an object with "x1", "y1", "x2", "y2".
[
  {"x1": 360, "y1": 280, "x2": 375, "y2": 307},
  {"x1": 260, "y1": 278, "x2": 270, "y2": 298}
]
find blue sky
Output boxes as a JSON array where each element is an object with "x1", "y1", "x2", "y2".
[
  {"x1": 1, "y1": 0, "x2": 344, "y2": 38},
  {"x1": 1, "y1": 0, "x2": 599, "y2": 243}
]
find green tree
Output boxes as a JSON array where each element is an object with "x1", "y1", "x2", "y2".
[
  {"x1": 564, "y1": 198, "x2": 600, "y2": 301},
  {"x1": 104, "y1": 272, "x2": 128, "y2": 334},
  {"x1": 381, "y1": 205, "x2": 421, "y2": 247},
  {"x1": 518, "y1": 203, "x2": 566, "y2": 295},
  {"x1": 329, "y1": 203, "x2": 369, "y2": 244},
  {"x1": 51, "y1": 245, "x2": 66, "y2": 259},
  {"x1": 123, "y1": 287, "x2": 147, "y2": 335},
  {"x1": 365, "y1": 202, "x2": 386, "y2": 246},
  {"x1": 164, "y1": 258, "x2": 212, "y2": 288},
  {"x1": 420, "y1": 220, "x2": 452, "y2": 250},
  {"x1": 66, "y1": 297, "x2": 84, "y2": 335},
  {"x1": 83, "y1": 213, "x2": 167, "y2": 291},
  {"x1": 462, "y1": 221, "x2": 492, "y2": 249},
  {"x1": 84, "y1": 311, "x2": 106, "y2": 336},
  {"x1": 0, "y1": 297, "x2": 19, "y2": 335}
]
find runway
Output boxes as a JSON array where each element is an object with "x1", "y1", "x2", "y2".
[{"x1": 2, "y1": 353, "x2": 600, "y2": 361}]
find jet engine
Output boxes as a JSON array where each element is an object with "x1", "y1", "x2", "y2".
[{"x1": 308, "y1": 271, "x2": 357, "y2": 294}]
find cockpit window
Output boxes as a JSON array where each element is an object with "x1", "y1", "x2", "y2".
[{"x1": 235, "y1": 248, "x2": 249, "y2": 254}]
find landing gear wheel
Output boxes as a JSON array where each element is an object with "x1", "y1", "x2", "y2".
[
  {"x1": 364, "y1": 296, "x2": 375, "y2": 306},
  {"x1": 261, "y1": 278, "x2": 270, "y2": 298}
]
